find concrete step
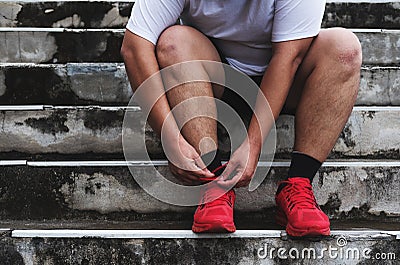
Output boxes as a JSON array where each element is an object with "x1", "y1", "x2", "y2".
[
  {"x1": 324, "y1": 0, "x2": 400, "y2": 29},
  {"x1": 0, "y1": 64, "x2": 399, "y2": 106},
  {"x1": 0, "y1": 160, "x2": 399, "y2": 221},
  {"x1": 0, "y1": 106, "x2": 398, "y2": 159},
  {"x1": 1, "y1": 1, "x2": 400, "y2": 29},
  {"x1": 0, "y1": 28, "x2": 399, "y2": 65},
  {"x1": 0, "y1": 28, "x2": 124, "y2": 64},
  {"x1": 0, "y1": 228, "x2": 398, "y2": 264},
  {"x1": 2, "y1": 219, "x2": 400, "y2": 231},
  {"x1": 0, "y1": 0, "x2": 133, "y2": 28}
]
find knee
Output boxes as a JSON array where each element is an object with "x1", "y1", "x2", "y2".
[
  {"x1": 321, "y1": 28, "x2": 362, "y2": 72},
  {"x1": 156, "y1": 25, "x2": 193, "y2": 66}
]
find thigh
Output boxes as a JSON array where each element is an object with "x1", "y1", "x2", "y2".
[
  {"x1": 282, "y1": 28, "x2": 361, "y2": 115},
  {"x1": 156, "y1": 25, "x2": 225, "y2": 98},
  {"x1": 157, "y1": 25, "x2": 221, "y2": 64}
]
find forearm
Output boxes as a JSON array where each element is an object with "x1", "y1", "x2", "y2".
[
  {"x1": 247, "y1": 39, "x2": 313, "y2": 150},
  {"x1": 121, "y1": 31, "x2": 180, "y2": 142}
]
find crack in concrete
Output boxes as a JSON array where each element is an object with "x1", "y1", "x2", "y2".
[
  {"x1": 17, "y1": 31, "x2": 21, "y2": 62},
  {"x1": 99, "y1": 65, "x2": 105, "y2": 102},
  {"x1": 387, "y1": 69, "x2": 394, "y2": 105},
  {"x1": 1, "y1": 112, "x2": 5, "y2": 131},
  {"x1": 0, "y1": 14, "x2": 10, "y2": 20},
  {"x1": 353, "y1": 115, "x2": 364, "y2": 157},
  {"x1": 3, "y1": 32, "x2": 7, "y2": 56}
]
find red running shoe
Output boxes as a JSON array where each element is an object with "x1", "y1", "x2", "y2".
[
  {"x1": 275, "y1": 177, "x2": 330, "y2": 237},
  {"x1": 192, "y1": 164, "x2": 236, "y2": 233}
]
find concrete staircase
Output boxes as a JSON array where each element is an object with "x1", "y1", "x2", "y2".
[{"x1": 0, "y1": 0, "x2": 399, "y2": 264}]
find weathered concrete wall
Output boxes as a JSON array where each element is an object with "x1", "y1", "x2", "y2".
[
  {"x1": 0, "y1": 64, "x2": 399, "y2": 106},
  {"x1": 0, "y1": 108, "x2": 398, "y2": 159},
  {"x1": 0, "y1": 2, "x2": 22, "y2": 27},
  {"x1": 358, "y1": 67, "x2": 400, "y2": 105},
  {"x1": 0, "y1": 108, "x2": 141, "y2": 154},
  {"x1": 0, "y1": 30, "x2": 398, "y2": 64},
  {"x1": 357, "y1": 31, "x2": 400, "y2": 65},
  {"x1": 2, "y1": 1, "x2": 400, "y2": 29},
  {"x1": 0, "y1": 31, "x2": 124, "y2": 63},
  {"x1": 0, "y1": 63, "x2": 132, "y2": 105},
  {"x1": 0, "y1": 2, "x2": 397, "y2": 265},
  {"x1": 0, "y1": 164, "x2": 398, "y2": 220},
  {"x1": 329, "y1": 108, "x2": 400, "y2": 159},
  {"x1": 0, "y1": 230, "x2": 399, "y2": 265},
  {"x1": 0, "y1": 1, "x2": 133, "y2": 28},
  {"x1": 0, "y1": 31, "x2": 58, "y2": 63},
  {"x1": 324, "y1": 2, "x2": 400, "y2": 29}
]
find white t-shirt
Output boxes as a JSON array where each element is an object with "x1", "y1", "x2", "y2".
[{"x1": 127, "y1": 0, "x2": 326, "y2": 75}]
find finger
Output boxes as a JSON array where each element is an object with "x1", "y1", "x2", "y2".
[
  {"x1": 193, "y1": 156, "x2": 214, "y2": 178},
  {"x1": 187, "y1": 168, "x2": 208, "y2": 178},
  {"x1": 179, "y1": 178, "x2": 192, "y2": 185},
  {"x1": 235, "y1": 178, "x2": 250, "y2": 188},
  {"x1": 170, "y1": 167, "x2": 199, "y2": 182},
  {"x1": 182, "y1": 178, "x2": 199, "y2": 186},
  {"x1": 178, "y1": 168, "x2": 208, "y2": 182},
  {"x1": 218, "y1": 171, "x2": 243, "y2": 188},
  {"x1": 219, "y1": 162, "x2": 236, "y2": 181},
  {"x1": 193, "y1": 155, "x2": 206, "y2": 170},
  {"x1": 180, "y1": 172, "x2": 200, "y2": 182},
  {"x1": 186, "y1": 163, "x2": 214, "y2": 178},
  {"x1": 170, "y1": 158, "x2": 207, "y2": 178},
  {"x1": 236, "y1": 170, "x2": 255, "y2": 188},
  {"x1": 177, "y1": 175, "x2": 199, "y2": 186}
]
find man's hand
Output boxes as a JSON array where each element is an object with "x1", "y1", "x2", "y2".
[
  {"x1": 167, "y1": 135, "x2": 215, "y2": 185},
  {"x1": 217, "y1": 139, "x2": 260, "y2": 188}
]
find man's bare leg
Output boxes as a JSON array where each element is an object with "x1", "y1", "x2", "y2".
[
  {"x1": 285, "y1": 28, "x2": 362, "y2": 162},
  {"x1": 156, "y1": 25, "x2": 224, "y2": 169},
  {"x1": 157, "y1": 25, "x2": 237, "y2": 233},
  {"x1": 274, "y1": 28, "x2": 362, "y2": 237}
]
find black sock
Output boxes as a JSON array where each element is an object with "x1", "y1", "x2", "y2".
[
  {"x1": 277, "y1": 152, "x2": 322, "y2": 194},
  {"x1": 288, "y1": 152, "x2": 322, "y2": 180},
  {"x1": 200, "y1": 149, "x2": 222, "y2": 175}
]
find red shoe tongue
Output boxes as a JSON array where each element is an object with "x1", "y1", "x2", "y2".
[{"x1": 202, "y1": 182, "x2": 229, "y2": 202}]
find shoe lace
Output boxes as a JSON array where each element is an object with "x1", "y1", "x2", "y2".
[
  {"x1": 282, "y1": 180, "x2": 319, "y2": 212},
  {"x1": 198, "y1": 163, "x2": 233, "y2": 208},
  {"x1": 198, "y1": 163, "x2": 228, "y2": 182},
  {"x1": 200, "y1": 187, "x2": 234, "y2": 208}
]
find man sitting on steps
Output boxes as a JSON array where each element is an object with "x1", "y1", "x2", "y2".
[{"x1": 121, "y1": 0, "x2": 362, "y2": 236}]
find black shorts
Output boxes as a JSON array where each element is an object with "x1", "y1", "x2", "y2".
[
  {"x1": 208, "y1": 36, "x2": 263, "y2": 125},
  {"x1": 210, "y1": 45, "x2": 264, "y2": 154},
  {"x1": 218, "y1": 55, "x2": 292, "y2": 125},
  {"x1": 220, "y1": 75, "x2": 262, "y2": 128}
]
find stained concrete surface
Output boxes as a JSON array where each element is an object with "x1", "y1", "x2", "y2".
[
  {"x1": 0, "y1": 31, "x2": 399, "y2": 64},
  {"x1": 2, "y1": 2, "x2": 400, "y2": 29},
  {"x1": 0, "y1": 164, "x2": 398, "y2": 221},
  {"x1": 0, "y1": 233, "x2": 398, "y2": 265},
  {"x1": 0, "y1": 65, "x2": 399, "y2": 106},
  {"x1": 0, "y1": 108, "x2": 398, "y2": 159}
]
